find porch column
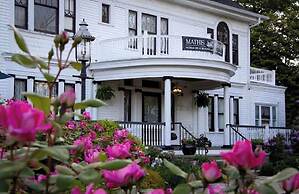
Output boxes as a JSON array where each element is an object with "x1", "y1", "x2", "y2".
[
  {"x1": 163, "y1": 77, "x2": 172, "y2": 146},
  {"x1": 223, "y1": 85, "x2": 230, "y2": 146},
  {"x1": 58, "y1": 79, "x2": 65, "y2": 96},
  {"x1": 75, "y1": 81, "x2": 81, "y2": 119},
  {"x1": 213, "y1": 95, "x2": 219, "y2": 132},
  {"x1": 27, "y1": 76, "x2": 34, "y2": 93},
  {"x1": 91, "y1": 81, "x2": 98, "y2": 120},
  {"x1": 230, "y1": 97, "x2": 234, "y2": 124},
  {"x1": 7, "y1": 76, "x2": 15, "y2": 99}
]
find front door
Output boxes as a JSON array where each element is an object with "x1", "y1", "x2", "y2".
[{"x1": 142, "y1": 92, "x2": 161, "y2": 122}]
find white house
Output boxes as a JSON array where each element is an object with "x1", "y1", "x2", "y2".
[{"x1": 0, "y1": 0, "x2": 289, "y2": 147}]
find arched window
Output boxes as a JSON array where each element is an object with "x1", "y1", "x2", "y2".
[{"x1": 217, "y1": 22, "x2": 230, "y2": 62}]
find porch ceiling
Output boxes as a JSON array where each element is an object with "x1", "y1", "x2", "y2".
[{"x1": 90, "y1": 58, "x2": 237, "y2": 90}]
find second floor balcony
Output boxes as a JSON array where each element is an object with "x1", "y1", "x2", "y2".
[{"x1": 96, "y1": 32, "x2": 226, "y2": 63}]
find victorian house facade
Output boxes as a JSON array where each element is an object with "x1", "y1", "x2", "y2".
[{"x1": 0, "y1": 0, "x2": 288, "y2": 147}]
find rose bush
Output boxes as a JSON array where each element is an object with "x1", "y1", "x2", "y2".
[{"x1": 0, "y1": 27, "x2": 298, "y2": 194}]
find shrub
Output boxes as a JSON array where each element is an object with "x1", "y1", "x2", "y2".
[{"x1": 140, "y1": 168, "x2": 165, "y2": 189}]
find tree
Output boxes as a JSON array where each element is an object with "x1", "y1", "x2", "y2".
[{"x1": 236, "y1": 0, "x2": 299, "y2": 129}]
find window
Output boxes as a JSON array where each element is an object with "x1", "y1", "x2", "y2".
[
  {"x1": 34, "y1": 81, "x2": 58, "y2": 97},
  {"x1": 255, "y1": 105, "x2": 277, "y2": 127},
  {"x1": 14, "y1": 79, "x2": 27, "y2": 100},
  {"x1": 34, "y1": 0, "x2": 59, "y2": 34},
  {"x1": 161, "y1": 18, "x2": 168, "y2": 35},
  {"x1": 142, "y1": 13, "x2": 157, "y2": 34},
  {"x1": 217, "y1": 22, "x2": 230, "y2": 62},
  {"x1": 102, "y1": 4, "x2": 110, "y2": 24},
  {"x1": 233, "y1": 99, "x2": 239, "y2": 125},
  {"x1": 129, "y1": 10, "x2": 137, "y2": 36},
  {"x1": 207, "y1": 28, "x2": 214, "y2": 39},
  {"x1": 124, "y1": 90, "x2": 131, "y2": 122},
  {"x1": 15, "y1": 0, "x2": 28, "y2": 29},
  {"x1": 232, "y1": 34, "x2": 239, "y2": 65},
  {"x1": 64, "y1": 0, "x2": 75, "y2": 33},
  {"x1": 218, "y1": 97, "x2": 224, "y2": 132},
  {"x1": 124, "y1": 79, "x2": 133, "y2": 86},
  {"x1": 64, "y1": 83, "x2": 75, "y2": 91},
  {"x1": 208, "y1": 97, "x2": 214, "y2": 132}
]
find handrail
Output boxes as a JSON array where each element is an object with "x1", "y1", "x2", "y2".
[{"x1": 227, "y1": 124, "x2": 247, "y2": 140}]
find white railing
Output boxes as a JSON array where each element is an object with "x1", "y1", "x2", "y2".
[
  {"x1": 228, "y1": 124, "x2": 293, "y2": 145},
  {"x1": 96, "y1": 32, "x2": 225, "y2": 62},
  {"x1": 250, "y1": 67, "x2": 276, "y2": 85}
]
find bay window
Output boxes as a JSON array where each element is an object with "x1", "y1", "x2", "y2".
[
  {"x1": 34, "y1": 0, "x2": 59, "y2": 34},
  {"x1": 15, "y1": 0, "x2": 28, "y2": 29}
]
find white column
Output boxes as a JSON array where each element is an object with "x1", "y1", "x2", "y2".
[
  {"x1": 224, "y1": 86, "x2": 230, "y2": 145},
  {"x1": 7, "y1": 77, "x2": 15, "y2": 98},
  {"x1": 164, "y1": 77, "x2": 172, "y2": 146},
  {"x1": 75, "y1": 81, "x2": 81, "y2": 119},
  {"x1": 27, "y1": 77, "x2": 34, "y2": 93},
  {"x1": 28, "y1": 0, "x2": 34, "y2": 31},
  {"x1": 230, "y1": 97, "x2": 234, "y2": 125},
  {"x1": 214, "y1": 95, "x2": 219, "y2": 132},
  {"x1": 91, "y1": 81, "x2": 98, "y2": 120},
  {"x1": 58, "y1": 80, "x2": 65, "y2": 96}
]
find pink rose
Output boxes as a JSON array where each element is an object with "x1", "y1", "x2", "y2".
[
  {"x1": 60, "y1": 88, "x2": 75, "y2": 107},
  {"x1": 240, "y1": 189, "x2": 260, "y2": 194},
  {"x1": 93, "y1": 123, "x2": 104, "y2": 132},
  {"x1": 66, "y1": 120, "x2": 76, "y2": 130},
  {"x1": 220, "y1": 140, "x2": 266, "y2": 169},
  {"x1": 102, "y1": 162, "x2": 145, "y2": 188},
  {"x1": 83, "y1": 111, "x2": 91, "y2": 120},
  {"x1": 147, "y1": 188, "x2": 173, "y2": 194},
  {"x1": 106, "y1": 142, "x2": 131, "y2": 159},
  {"x1": 207, "y1": 184, "x2": 225, "y2": 194},
  {"x1": 282, "y1": 173, "x2": 299, "y2": 193},
  {"x1": 71, "y1": 184, "x2": 107, "y2": 194},
  {"x1": 0, "y1": 101, "x2": 50, "y2": 142},
  {"x1": 201, "y1": 161, "x2": 222, "y2": 182},
  {"x1": 84, "y1": 149, "x2": 101, "y2": 163},
  {"x1": 114, "y1": 129, "x2": 129, "y2": 140}
]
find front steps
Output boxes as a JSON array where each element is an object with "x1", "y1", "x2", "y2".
[{"x1": 161, "y1": 145, "x2": 231, "y2": 156}]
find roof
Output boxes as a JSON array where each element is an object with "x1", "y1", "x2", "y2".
[{"x1": 210, "y1": 0, "x2": 247, "y2": 10}]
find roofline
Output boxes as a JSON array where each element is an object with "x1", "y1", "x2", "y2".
[{"x1": 170, "y1": 0, "x2": 269, "y2": 24}]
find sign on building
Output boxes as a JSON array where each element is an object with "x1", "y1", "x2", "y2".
[{"x1": 182, "y1": 36, "x2": 223, "y2": 56}]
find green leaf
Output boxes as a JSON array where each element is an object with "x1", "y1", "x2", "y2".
[
  {"x1": 0, "y1": 161, "x2": 26, "y2": 179},
  {"x1": 33, "y1": 56, "x2": 48, "y2": 70},
  {"x1": 99, "y1": 152, "x2": 107, "y2": 162},
  {"x1": 257, "y1": 184, "x2": 278, "y2": 194},
  {"x1": 31, "y1": 147, "x2": 69, "y2": 163},
  {"x1": 78, "y1": 168, "x2": 101, "y2": 184},
  {"x1": 71, "y1": 163, "x2": 84, "y2": 173},
  {"x1": 263, "y1": 168, "x2": 298, "y2": 184},
  {"x1": 188, "y1": 180, "x2": 203, "y2": 188},
  {"x1": 173, "y1": 184, "x2": 192, "y2": 194},
  {"x1": 56, "y1": 165, "x2": 76, "y2": 176},
  {"x1": 56, "y1": 175, "x2": 75, "y2": 190},
  {"x1": 12, "y1": 26, "x2": 29, "y2": 53},
  {"x1": 23, "y1": 93, "x2": 50, "y2": 115},
  {"x1": 43, "y1": 72, "x2": 55, "y2": 83},
  {"x1": 99, "y1": 159, "x2": 131, "y2": 170},
  {"x1": 19, "y1": 167, "x2": 35, "y2": 178},
  {"x1": 70, "y1": 61, "x2": 82, "y2": 71},
  {"x1": 0, "y1": 180, "x2": 9, "y2": 192},
  {"x1": 74, "y1": 99, "x2": 105, "y2": 110},
  {"x1": 11, "y1": 54, "x2": 37, "y2": 68},
  {"x1": 48, "y1": 48, "x2": 54, "y2": 62},
  {"x1": 223, "y1": 165, "x2": 240, "y2": 179},
  {"x1": 163, "y1": 159, "x2": 188, "y2": 179}
]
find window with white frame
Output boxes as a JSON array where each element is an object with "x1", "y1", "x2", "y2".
[
  {"x1": 208, "y1": 97, "x2": 215, "y2": 132},
  {"x1": 15, "y1": 0, "x2": 28, "y2": 29},
  {"x1": 102, "y1": 4, "x2": 110, "y2": 24},
  {"x1": 142, "y1": 13, "x2": 157, "y2": 35},
  {"x1": 255, "y1": 105, "x2": 277, "y2": 127},
  {"x1": 14, "y1": 79, "x2": 27, "y2": 100},
  {"x1": 34, "y1": 81, "x2": 58, "y2": 97},
  {"x1": 64, "y1": 0, "x2": 75, "y2": 33},
  {"x1": 233, "y1": 99, "x2": 239, "y2": 125},
  {"x1": 34, "y1": 0, "x2": 59, "y2": 34}
]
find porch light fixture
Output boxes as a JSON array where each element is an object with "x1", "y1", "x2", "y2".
[
  {"x1": 172, "y1": 86, "x2": 183, "y2": 96},
  {"x1": 73, "y1": 19, "x2": 95, "y2": 101}
]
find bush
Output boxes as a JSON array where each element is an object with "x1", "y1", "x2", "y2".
[{"x1": 140, "y1": 168, "x2": 165, "y2": 189}]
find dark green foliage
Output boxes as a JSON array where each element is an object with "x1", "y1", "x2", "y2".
[
  {"x1": 140, "y1": 168, "x2": 165, "y2": 189},
  {"x1": 236, "y1": 0, "x2": 299, "y2": 128},
  {"x1": 96, "y1": 86, "x2": 115, "y2": 101}
]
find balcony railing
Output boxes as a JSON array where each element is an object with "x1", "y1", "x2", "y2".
[
  {"x1": 250, "y1": 67, "x2": 276, "y2": 85},
  {"x1": 97, "y1": 32, "x2": 226, "y2": 62}
]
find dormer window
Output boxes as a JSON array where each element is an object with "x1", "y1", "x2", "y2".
[{"x1": 217, "y1": 22, "x2": 230, "y2": 62}]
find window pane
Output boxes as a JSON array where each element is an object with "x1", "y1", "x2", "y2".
[
  {"x1": 34, "y1": 4, "x2": 58, "y2": 33},
  {"x1": 34, "y1": 82, "x2": 57, "y2": 97},
  {"x1": 233, "y1": 34, "x2": 239, "y2": 65},
  {"x1": 161, "y1": 18, "x2": 168, "y2": 35},
  {"x1": 142, "y1": 14, "x2": 157, "y2": 34},
  {"x1": 207, "y1": 28, "x2": 214, "y2": 39},
  {"x1": 218, "y1": 115, "x2": 224, "y2": 131},
  {"x1": 64, "y1": 83, "x2": 75, "y2": 91},
  {"x1": 129, "y1": 10, "x2": 137, "y2": 30},
  {"x1": 218, "y1": 98, "x2": 224, "y2": 113},
  {"x1": 15, "y1": 6, "x2": 27, "y2": 28},
  {"x1": 124, "y1": 90, "x2": 131, "y2": 122},
  {"x1": 14, "y1": 79, "x2": 27, "y2": 100},
  {"x1": 261, "y1": 106, "x2": 270, "y2": 125},
  {"x1": 102, "y1": 4, "x2": 110, "y2": 23},
  {"x1": 64, "y1": 17, "x2": 73, "y2": 31},
  {"x1": 255, "y1": 105, "x2": 259, "y2": 120}
]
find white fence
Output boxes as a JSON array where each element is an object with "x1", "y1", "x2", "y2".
[{"x1": 250, "y1": 67, "x2": 276, "y2": 85}]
